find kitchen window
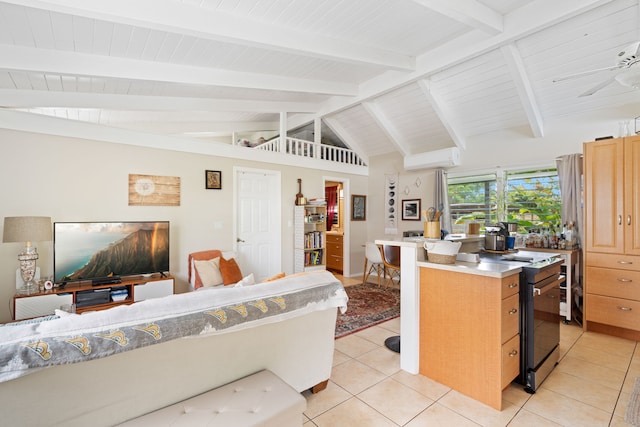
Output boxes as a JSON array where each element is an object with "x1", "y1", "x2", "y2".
[
  {"x1": 447, "y1": 168, "x2": 561, "y2": 234},
  {"x1": 448, "y1": 173, "x2": 497, "y2": 233}
]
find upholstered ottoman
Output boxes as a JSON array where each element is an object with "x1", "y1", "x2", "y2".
[{"x1": 120, "y1": 370, "x2": 306, "y2": 427}]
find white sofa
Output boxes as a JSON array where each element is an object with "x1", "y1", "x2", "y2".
[{"x1": 0, "y1": 270, "x2": 346, "y2": 427}]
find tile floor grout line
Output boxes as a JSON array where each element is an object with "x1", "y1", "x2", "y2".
[{"x1": 610, "y1": 340, "x2": 639, "y2": 426}]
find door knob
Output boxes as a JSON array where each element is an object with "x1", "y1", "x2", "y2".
[{"x1": 237, "y1": 238, "x2": 245, "y2": 243}]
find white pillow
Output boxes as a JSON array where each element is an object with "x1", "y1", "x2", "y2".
[
  {"x1": 194, "y1": 257, "x2": 224, "y2": 287},
  {"x1": 234, "y1": 273, "x2": 255, "y2": 287}
]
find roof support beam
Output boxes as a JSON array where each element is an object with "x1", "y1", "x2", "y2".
[
  {"x1": 361, "y1": 101, "x2": 410, "y2": 157},
  {"x1": 500, "y1": 44, "x2": 544, "y2": 137},
  {"x1": 411, "y1": 0, "x2": 503, "y2": 34},
  {"x1": 416, "y1": 79, "x2": 466, "y2": 150},
  {"x1": 3, "y1": 0, "x2": 414, "y2": 72},
  {"x1": 323, "y1": 116, "x2": 369, "y2": 165},
  {"x1": 289, "y1": 0, "x2": 615, "y2": 130},
  {"x1": 0, "y1": 89, "x2": 318, "y2": 113},
  {"x1": 0, "y1": 45, "x2": 357, "y2": 97}
]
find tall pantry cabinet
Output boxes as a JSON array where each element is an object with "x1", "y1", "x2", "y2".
[{"x1": 584, "y1": 135, "x2": 640, "y2": 341}]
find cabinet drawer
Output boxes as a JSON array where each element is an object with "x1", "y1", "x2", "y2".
[
  {"x1": 586, "y1": 252, "x2": 640, "y2": 272},
  {"x1": 14, "y1": 293, "x2": 74, "y2": 320},
  {"x1": 326, "y1": 234, "x2": 343, "y2": 244},
  {"x1": 502, "y1": 334, "x2": 520, "y2": 389},
  {"x1": 326, "y1": 255, "x2": 343, "y2": 270},
  {"x1": 501, "y1": 293, "x2": 520, "y2": 343},
  {"x1": 327, "y1": 242, "x2": 343, "y2": 253},
  {"x1": 501, "y1": 274, "x2": 520, "y2": 298},
  {"x1": 586, "y1": 294, "x2": 640, "y2": 331},
  {"x1": 586, "y1": 267, "x2": 640, "y2": 300}
]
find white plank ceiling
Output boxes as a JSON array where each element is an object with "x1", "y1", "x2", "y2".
[{"x1": 0, "y1": 0, "x2": 639, "y2": 165}]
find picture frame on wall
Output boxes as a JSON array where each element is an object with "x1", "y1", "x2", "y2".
[
  {"x1": 402, "y1": 199, "x2": 421, "y2": 221},
  {"x1": 351, "y1": 195, "x2": 366, "y2": 221},
  {"x1": 205, "y1": 170, "x2": 222, "y2": 189}
]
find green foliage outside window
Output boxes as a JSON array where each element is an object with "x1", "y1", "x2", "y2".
[{"x1": 448, "y1": 169, "x2": 561, "y2": 233}]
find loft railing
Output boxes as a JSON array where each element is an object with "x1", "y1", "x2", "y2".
[{"x1": 253, "y1": 137, "x2": 366, "y2": 167}]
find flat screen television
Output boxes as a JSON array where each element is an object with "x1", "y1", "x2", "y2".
[{"x1": 53, "y1": 221, "x2": 170, "y2": 284}]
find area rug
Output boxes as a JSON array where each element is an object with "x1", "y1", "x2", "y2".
[
  {"x1": 335, "y1": 282, "x2": 400, "y2": 338},
  {"x1": 626, "y1": 377, "x2": 640, "y2": 426}
]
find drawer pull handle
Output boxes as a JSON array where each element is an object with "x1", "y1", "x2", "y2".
[
  {"x1": 618, "y1": 261, "x2": 634, "y2": 265},
  {"x1": 508, "y1": 283, "x2": 518, "y2": 289},
  {"x1": 619, "y1": 215, "x2": 622, "y2": 225},
  {"x1": 509, "y1": 350, "x2": 518, "y2": 357},
  {"x1": 617, "y1": 306, "x2": 633, "y2": 311},
  {"x1": 618, "y1": 278, "x2": 633, "y2": 283},
  {"x1": 508, "y1": 308, "x2": 518, "y2": 315},
  {"x1": 628, "y1": 215, "x2": 632, "y2": 226}
]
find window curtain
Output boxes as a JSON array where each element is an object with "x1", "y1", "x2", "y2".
[
  {"x1": 434, "y1": 169, "x2": 452, "y2": 234},
  {"x1": 325, "y1": 185, "x2": 337, "y2": 231},
  {"x1": 555, "y1": 154, "x2": 583, "y2": 247}
]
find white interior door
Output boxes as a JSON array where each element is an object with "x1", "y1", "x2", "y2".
[{"x1": 234, "y1": 167, "x2": 281, "y2": 282}]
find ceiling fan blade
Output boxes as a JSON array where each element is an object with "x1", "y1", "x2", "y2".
[
  {"x1": 578, "y1": 76, "x2": 617, "y2": 97},
  {"x1": 553, "y1": 65, "x2": 621, "y2": 83}
]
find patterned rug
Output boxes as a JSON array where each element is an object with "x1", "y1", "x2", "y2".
[
  {"x1": 626, "y1": 377, "x2": 640, "y2": 426},
  {"x1": 335, "y1": 282, "x2": 400, "y2": 338}
]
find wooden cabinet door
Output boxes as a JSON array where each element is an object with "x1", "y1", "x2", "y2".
[
  {"x1": 584, "y1": 138, "x2": 624, "y2": 253},
  {"x1": 625, "y1": 136, "x2": 640, "y2": 255}
]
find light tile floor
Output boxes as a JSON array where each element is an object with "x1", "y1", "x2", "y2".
[
  {"x1": 303, "y1": 316, "x2": 640, "y2": 426},
  {"x1": 304, "y1": 318, "x2": 640, "y2": 427}
]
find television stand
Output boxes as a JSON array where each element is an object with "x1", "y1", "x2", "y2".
[
  {"x1": 12, "y1": 275, "x2": 174, "y2": 320},
  {"x1": 92, "y1": 276, "x2": 122, "y2": 286}
]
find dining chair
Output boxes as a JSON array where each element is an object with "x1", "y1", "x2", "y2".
[
  {"x1": 380, "y1": 244, "x2": 401, "y2": 287},
  {"x1": 362, "y1": 242, "x2": 385, "y2": 286}
]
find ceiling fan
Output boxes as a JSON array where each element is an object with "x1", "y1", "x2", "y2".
[{"x1": 553, "y1": 41, "x2": 640, "y2": 97}]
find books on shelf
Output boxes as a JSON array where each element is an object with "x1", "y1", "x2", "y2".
[
  {"x1": 304, "y1": 249, "x2": 324, "y2": 266},
  {"x1": 305, "y1": 231, "x2": 324, "y2": 249}
]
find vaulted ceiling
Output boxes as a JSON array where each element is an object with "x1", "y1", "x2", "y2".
[{"x1": 1, "y1": 0, "x2": 639, "y2": 166}]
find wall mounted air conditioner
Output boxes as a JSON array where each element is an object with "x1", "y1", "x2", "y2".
[{"x1": 403, "y1": 147, "x2": 461, "y2": 170}]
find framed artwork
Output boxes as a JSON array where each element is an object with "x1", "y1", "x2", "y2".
[
  {"x1": 205, "y1": 170, "x2": 222, "y2": 189},
  {"x1": 128, "y1": 174, "x2": 180, "y2": 206},
  {"x1": 351, "y1": 195, "x2": 366, "y2": 221},
  {"x1": 402, "y1": 199, "x2": 421, "y2": 221}
]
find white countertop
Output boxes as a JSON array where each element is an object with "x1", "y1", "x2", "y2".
[
  {"x1": 376, "y1": 240, "x2": 560, "y2": 278},
  {"x1": 417, "y1": 259, "x2": 522, "y2": 278}
]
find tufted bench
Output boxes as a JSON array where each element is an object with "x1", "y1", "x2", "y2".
[{"x1": 119, "y1": 370, "x2": 306, "y2": 427}]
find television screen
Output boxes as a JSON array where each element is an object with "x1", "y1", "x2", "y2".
[{"x1": 54, "y1": 221, "x2": 170, "y2": 283}]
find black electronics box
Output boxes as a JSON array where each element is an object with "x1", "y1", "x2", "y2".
[{"x1": 76, "y1": 288, "x2": 111, "y2": 307}]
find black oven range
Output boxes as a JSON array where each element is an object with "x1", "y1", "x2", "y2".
[{"x1": 482, "y1": 251, "x2": 564, "y2": 393}]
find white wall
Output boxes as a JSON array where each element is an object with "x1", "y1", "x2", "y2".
[{"x1": 0, "y1": 129, "x2": 367, "y2": 323}]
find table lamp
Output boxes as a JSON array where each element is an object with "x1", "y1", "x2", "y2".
[{"x1": 2, "y1": 216, "x2": 52, "y2": 295}]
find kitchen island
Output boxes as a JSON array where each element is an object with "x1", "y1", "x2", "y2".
[
  {"x1": 376, "y1": 239, "x2": 555, "y2": 410},
  {"x1": 419, "y1": 257, "x2": 522, "y2": 410}
]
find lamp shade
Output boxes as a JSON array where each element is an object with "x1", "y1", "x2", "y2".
[{"x1": 2, "y1": 216, "x2": 52, "y2": 243}]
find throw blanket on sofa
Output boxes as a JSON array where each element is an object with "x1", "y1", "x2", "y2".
[{"x1": 0, "y1": 271, "x2": 347, "y2": 383}]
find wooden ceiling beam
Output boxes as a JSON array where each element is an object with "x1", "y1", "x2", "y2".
[
  {"x1": 0, "y1": 88, "x2": 318, "y2": 113},
  {"x1": 416, "y1": 79, "x2": 466, "y2": 150},
  {"x1": 411, "y1": 0, "x2": 503, "y2": 35},
  {"x1": 361, "y1": 101, "x2": 410, "y2": 157},
  {"x1": 2, "y1": 0, "x2": 414, "y2": 71},
  {"x1": 0, "y1": 45, "x2": 356, "y2": 96},
  {"x1": 501, "y1": 44, "x2": 544, "y2": 138}
]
